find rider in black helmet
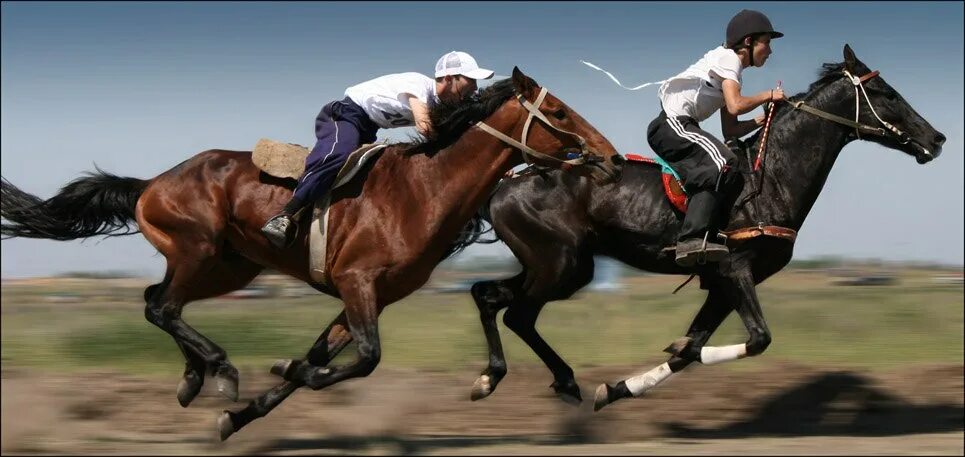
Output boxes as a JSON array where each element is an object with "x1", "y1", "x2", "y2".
[{"x1": 646, "y1": 9, "x2": 786, "y2": 267}]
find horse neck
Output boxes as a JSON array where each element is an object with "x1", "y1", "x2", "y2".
[
  {"x1": 403, "y1": 122, "x2": 518, "y2": 229},
  {"x1": 743, "y1": 80, "x2": 856, "y2": 230}
]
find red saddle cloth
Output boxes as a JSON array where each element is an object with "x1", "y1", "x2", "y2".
[{"x1": 625, "y1": 154, "x2": 688, "y2": 213}]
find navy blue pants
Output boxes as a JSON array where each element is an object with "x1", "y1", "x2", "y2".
[{"x1": 292, "y1": 97, "x2": 380, "y2": 204}]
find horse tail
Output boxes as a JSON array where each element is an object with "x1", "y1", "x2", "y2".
[{"x1": 1, "y1": 167, "x2": 149, "y2": 241}]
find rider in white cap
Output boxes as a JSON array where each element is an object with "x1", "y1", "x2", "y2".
[{"x1": 261, "y1": 51, "x2": 494, "y2": 249}]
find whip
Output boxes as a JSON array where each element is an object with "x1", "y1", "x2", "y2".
[{"x1": 754, "y1": 81, "x2": 782, "y2": 171}]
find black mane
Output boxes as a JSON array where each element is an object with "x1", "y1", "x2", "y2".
[
  {"x1": 406, "y1": 79, "x2": 517, "y2": 155},
  {"x1": 745, "y1": 61, "x2": 850, "y2": 145}
]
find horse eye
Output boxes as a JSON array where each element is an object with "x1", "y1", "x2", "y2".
[{"x1": 552, "y1": 110, "x2": 567, "y2": 120}]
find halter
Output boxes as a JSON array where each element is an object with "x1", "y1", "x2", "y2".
[{"x1": 475, "y1": 87, "x2": 592, "y2": 167}]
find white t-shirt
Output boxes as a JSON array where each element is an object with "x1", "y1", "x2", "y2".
[
  {"x1": 344, "y1": 72, "x2": 439, "y2": 129},
  {"x1": 658, "y1": 46, "x2": 743, "y2": 123}
]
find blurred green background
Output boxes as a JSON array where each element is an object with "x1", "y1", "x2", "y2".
[{"x1": 3, "y1": 260, "x2": 962, "y2": 376}]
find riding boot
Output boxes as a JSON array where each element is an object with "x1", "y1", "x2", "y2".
[
  {"x1": 675, "y1": 190, "x2": 729, "y2": 267},
  {"x1": 261, "y1": 197, "x2": 305, "y2": 249}
]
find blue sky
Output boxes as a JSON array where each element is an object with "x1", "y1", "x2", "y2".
[{"x1": 2, "y1": 2, "x2": 963, "y2": 277}]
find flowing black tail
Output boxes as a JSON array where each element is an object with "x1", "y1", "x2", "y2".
[{"x1": 1, "y1": 168, "x2": 148, "y2": 241}]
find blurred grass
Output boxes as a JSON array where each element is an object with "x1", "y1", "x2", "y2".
[{"x1": 2, "y1": 269, "x2": 962, "y2": 376}]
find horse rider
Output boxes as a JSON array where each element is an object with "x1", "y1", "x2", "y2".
[
  {"x1": 646, "y1": 9, "x2": 786, "y2": 267},
  {"x1": 261, "y1": 51, "x2": 494, "y2": 248}
]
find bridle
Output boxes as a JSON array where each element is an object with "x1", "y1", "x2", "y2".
[
  {"x1": 786, "y1": 69, "x2": 932, "y2": 160},
  {"x1": 740, "y1": 68, "x2": 932, "y2": 209},
  {"x1": 475, "y1": 87, "x2": 598, "y2": 168}
]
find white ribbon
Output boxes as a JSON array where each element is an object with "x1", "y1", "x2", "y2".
[{"x1": 581, "y1": 60, "x2": 668, "y2": 91}]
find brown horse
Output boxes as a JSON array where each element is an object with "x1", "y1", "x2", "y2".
[{"x1": 0, "y1": 67, "x2": 624, "y2": 439}]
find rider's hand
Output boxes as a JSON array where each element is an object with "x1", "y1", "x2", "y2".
[
  {"x1": 770, "y1": 87, "x2": 786, "y2": 102},
  {"x1": 754, "y1": 114, "x2": 767, "y2": 127}
]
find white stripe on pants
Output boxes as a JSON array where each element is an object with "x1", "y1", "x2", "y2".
[{"x1": 665, "y1": 116, "x2": 725, "y2": 170}]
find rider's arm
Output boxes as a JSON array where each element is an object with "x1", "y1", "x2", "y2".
[
  {"x1": 722, "y1": 79, "x2": 773, "y2": 116},
  {"x1": 404, "y1": 94, "x2": 433, "y2": 137},
  {"x1": 721, "y1": 109, "x2": 766, "y2": 139}
]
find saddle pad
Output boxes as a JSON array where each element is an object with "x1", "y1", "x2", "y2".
[{"x1": 625, "y1": 153, "x2": 688, "y2": 213}]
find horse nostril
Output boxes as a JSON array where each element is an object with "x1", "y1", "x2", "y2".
[{"x1": 934, "y1": 133, "x2": 946, "y2": 146}]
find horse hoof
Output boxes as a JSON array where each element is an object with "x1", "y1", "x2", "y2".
[
  {"x1": 214, "y1": 365, "x2": 240, "y2": 402},
  {"x1": 176, "y1": 375, "x2": 203, "y2": 408},
  {"x1": 217, "y1": 411, "x2": 236, "y2": 442},
  {"x1": 557, "y1": 390, "x2": 583, "y2": 406},
  {"x1": 550, "y1": 380, "x2": 583, "y2": 406},
  {"x1": 470, "y1": 375, "x2": 493, "y2": 401},
  {"x1": 663, "y1": 336, "x2": 694, "y2": 356},
  {"x1": 270, "y1": 359, "x2": 295, "y2": 379},
  {"x1": 593, "y1": 384, "x2": 610, "y2": 412}
]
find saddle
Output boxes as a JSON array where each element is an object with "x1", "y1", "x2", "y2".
[
  {"x1": 253, "y1": 138, "x2": 389, "y2": 285},
  {"x1": 623, "y1": 151, "x2": 797, "y2": 249},
  {"x1": 253, "y1": 138, "x2": 388, "y2": 185}
]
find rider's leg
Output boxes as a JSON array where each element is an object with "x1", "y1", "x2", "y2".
[
  {"x1": 262, "y1": 105, "x2": 365, "y2": 248},
  {"x1": 647, "y1": 111, "x2": 738, "y2": 267}
]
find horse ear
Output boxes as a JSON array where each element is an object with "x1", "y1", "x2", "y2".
[
  {"x1": 843, "y1": 44, "x2": 858, "y2": 71},
  {"x1": 512, "y1": 66, "x2": 537, "y2": 98}
]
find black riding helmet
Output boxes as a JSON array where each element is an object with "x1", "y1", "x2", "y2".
[{"x1": 726, "y1": 9, "x2": 783, "y2": 49}]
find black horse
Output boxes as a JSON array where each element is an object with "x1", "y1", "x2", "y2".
[{"x1": 466, "y1": 45, "x2": 946, "y2": 410}]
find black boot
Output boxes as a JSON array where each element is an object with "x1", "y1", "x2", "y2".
[
  {"x1": 675, "y1": 190, "x2": 728, "y2": 267},
  {"x1": 261, "y1": 197, "x2": 305, "y2": 249}
]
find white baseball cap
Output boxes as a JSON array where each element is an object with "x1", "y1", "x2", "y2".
[{"x1": 434, "y1": 51, "x2": 494, "y2": 80}]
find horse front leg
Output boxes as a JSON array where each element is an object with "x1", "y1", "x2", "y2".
[
  {"x1": 221, "y1": 271, "x2": 384, "y2": 439},
  {"x1": 218, "y1": 310, "x2": 355, "y2": 440},
  {"x1": 594, "y1": 287, "x2": 732, "y2": 411},
  {"x1": 595, "y1": 263, "x2": 772, "y2": 412},
  {"x1": 292, "y1": 281, "x2": 383, "y2": 390},
  {"x1": 670, "y1": 267, "x2": 772, "y2": 364},
  {"x1": 468, "y1": 274, "x2": 526, "y2": 401}
]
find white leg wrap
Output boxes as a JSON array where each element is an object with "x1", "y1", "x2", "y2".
[
  {"x1": 624, "y1": 362, "x2": 674, "y2": 397},
  {"x1": 700, "y1": 344, "x2": 747, "y2": 365}
]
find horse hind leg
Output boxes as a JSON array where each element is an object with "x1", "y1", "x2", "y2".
[
  {"x1": 144, "y1": 281, "x2": 206, "y2": 407},
  {"x1": 144, "y1": 255, "x2": 263, "y2": 406},
  {"x1": 490, "y1": 248, "x2": 591, "y2": 406}
]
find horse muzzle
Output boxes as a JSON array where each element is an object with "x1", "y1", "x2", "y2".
[
  {"x1": 914, "y1": 143, "x2": 940, "y2": 164},
  {"x1": 911, "y1": 131, "x2": 944, "y2": 164}
]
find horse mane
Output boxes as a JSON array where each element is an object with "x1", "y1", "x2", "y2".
[
  {"x1": 744, "y1": 61, "x2": 850, "y2": 146},
  {"x1": 378, "y1": 80, "x2": 515, "y2": 259},
  {"x1": 403, "y1": 78, "x2": 517, "y2": 156}
]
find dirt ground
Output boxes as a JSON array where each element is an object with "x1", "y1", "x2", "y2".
[{"x1": 2, "y1": 362, "x2": 962, "y2": 455}]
